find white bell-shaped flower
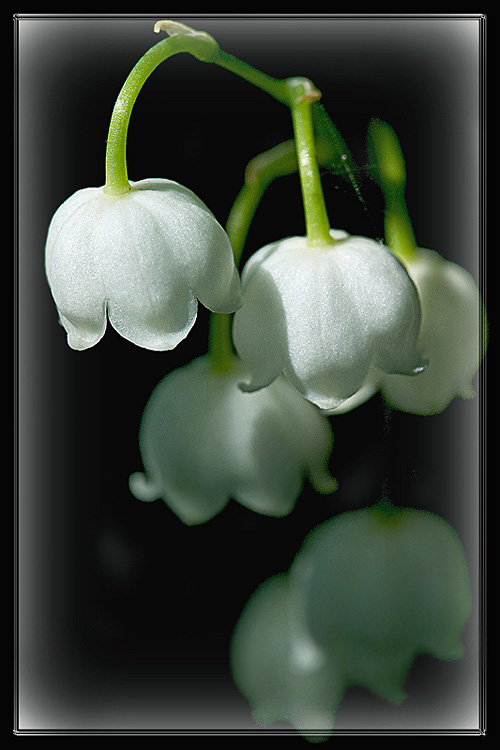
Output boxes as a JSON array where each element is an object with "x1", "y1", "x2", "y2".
[
  {"x1": 232, "y1": 503, "x2": 471, "y2": 738},
  {"x1": 231, "y1": 574, "x2": 342, "y2": 742},
  {"x1": 45, "y1": 178, "x2": 242, "y2": 351},
  {"x1": 232, "y1": 229, "x2": 426, "y2": 411},
  {"x1": 129, "y1": 355, "x2": 336, "y2": 525},
  {"x1": 378, "y1": 248, "x2": 487, "y2": 415},
  {"x1": 289, "y1": 502, "x2": 472, "y2": 704}
]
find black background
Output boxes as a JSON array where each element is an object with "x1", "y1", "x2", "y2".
[{"x1": 15, "y1": 14, "x2": 485, "y2": 734}]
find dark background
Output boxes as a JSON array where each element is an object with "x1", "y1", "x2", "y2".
[{"x1": 15, "y1": 15, "x2": 485, "y2": 734}]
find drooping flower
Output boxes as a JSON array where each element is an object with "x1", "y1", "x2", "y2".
[
  {"x1": 324, "y1": 248, "x2": 487, "y2": 416},
  {"x1": 45, "y1": 178, "x2": 242, "y2": 351},
  {"x1": 230, "y1": 574, "x2": 342, "y2": 742},
  {"x1": 351, "y1": 119, "x2": 488, "y2": 415},
  {"x1": 231, "y1": 502, "x2": 471, "y2": 740},
  {"x1": 232, "y1": 229, "x2": 426, "y2": 412},
  {"x1": 378, "y1": 248, "x2": 487, "y2": 415},
  {"x1": 290, "y1": 502, "x2": 472, "y2": 704},
  {"x1": 129, "y1": 355, "x2": 336, "y2": 525}
]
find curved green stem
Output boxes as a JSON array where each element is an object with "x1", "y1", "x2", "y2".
[
  {"x1": 103, "y1": 21, "x2": 336, "y2": 370},
  {"x1": 104, "y1": 20, "x2": 290, "y2": 196},
  {"x1": 367, "y1": 119, "x2": 418, "y2": 263},
  {"x1": 104, "y1": 24, "x2": 223, "y2": 195},
  {"x1": 105, "y1": 20, "x2": 334, "y2": 252}
]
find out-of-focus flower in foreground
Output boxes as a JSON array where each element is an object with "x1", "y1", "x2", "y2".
[
  {"x1": 231, "y1": 502, "x2": 471, "y2": 740},
  {"x1": 231, "y1": 574, "x2": 341, "y2": 743},
  {"x1": 232, "y1": 230, "x2": 426, "y2": 412},
  {"x1": 291, "y1": 502, "x2": 472, "y2": 703},
  {"x1": 45, "y1": 178, "x2": 241, "y2": 351},
  {"x1": 129, "y1": 355, "x2": 336, "y2": 525}
]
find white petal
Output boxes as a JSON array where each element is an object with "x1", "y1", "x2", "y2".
[
  {"x1": 217, "y1": 366, "x2": 336, "y2": 515},
  {"x1": 128, "y1": 471, "x2": 162, "y2": 503},
  {"x1": 381, "y1": 248, "x2": 487, "y2": 414},
  {"x1": 230, "y1": 574, "x2": 341, "y2": 740},
  {"x1": 232, "y1": 253, "x2": 287, "y2": 393},
  {"x1": 132, "y1": 356, "x2": 335, "y2": 524},
  {"x1": 233, "y1": 232, "x2": 425, "y2": 410},
  {"x1": 130, "y1": 179, "x2": 242, "y2": 313},
  {"x1": 290, "y1": 504, "x2": 472, "y2": 696},
  {"x1": 321, "y1": 369, "x2": 380, "y2": 415},
  {"x1": 45, "y1": 178, "x2": 241, "y2": 351},
  {"x1": 89, "y1": 186, "x2": 195, "y2": 349},
  {"x1": 45, "y1": 187, "x2": 108, "y2": 350}
]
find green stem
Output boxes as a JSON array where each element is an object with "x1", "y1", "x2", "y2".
[
  {"x1": 105, "y1": 19, "x2": 334, "y2": 250},
  {"x1": 103, "y1": 21, "x2": 335, "y2": 368},
  {"x1": 209, "y1": 140, "x2": 302, "y2": 373},
  {"x1": 104, "y1": 20, "x2": 290, "y2": 196},
  {"x1": 384, "y1": 190, "x2": 418, "y2": 264},
  {"x1": 287, "y1": 79, "x2": 335, "y2": 247},
  {"x1": 208, "y1": 135, "x2": 338, "y2": 373},
  {"x1": 367, "y1": 119, "x2": 418, "y2": 263}
]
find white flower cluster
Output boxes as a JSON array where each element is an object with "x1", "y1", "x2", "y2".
[
  {"x1": 45, "y1": 182, "x2": 486, "y2": 520},
  {"x1": 42, "y1": 21, "x2": 484, "y2": 737}
]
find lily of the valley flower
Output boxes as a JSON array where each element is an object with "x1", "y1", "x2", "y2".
[
  {"x1": 378, "y1": 248, "x2": 487, "y2": 415},
  {"x1": 290, "y1": 502, "x2": 472, "y2": 704},
  {"x1": 45, "y1": 178, "x2": 242, "y2": 351},
  {"x1": 232, "y1": 229, "x2": 426, "y2": 411},
  {"x1": 231, "y1": 502, "x2": 471, "y2": 741},
  {"x1": 326, "y1": 248, "x2": 487, "y2": 416},
  {"x1": 353, "y1": 119, "x2": 488, "y2": 415},
  {"x1": 129, "y1": 355, "x2": 336, "y2": 525},
  {"x1": 231, "y1": 574, "x2": 342, "y2": 742}
]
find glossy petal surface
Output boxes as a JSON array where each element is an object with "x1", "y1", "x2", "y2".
[
  {"x1": 232, "y1": 230, "x2": 425, "y2": 411},
  {"x1": 45, "y1": 178, "x2": 241, "y2": 350}
]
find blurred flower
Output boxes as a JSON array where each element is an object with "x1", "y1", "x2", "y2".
[
  {"x1": 290, "y1": 502, "x2": 472, "y2": 704},
  {"x1": 232, "y1": 502, "x2": 471, "y2": 740},
  {"x1": 45, "y1": 178, "x2": 241, "y2": 351},
  {"x1": 232, "y1": 229, "x2": 426, "y2": 412},
  {"x1": 231, "y1": 574, "x2": 341, "y2": 742},
  {"x1": 129, "y1": 355, "x2": 336, "y2": 525},
  {"x1": 378, "y1": 248, "x2": 487, "y2": 414}
]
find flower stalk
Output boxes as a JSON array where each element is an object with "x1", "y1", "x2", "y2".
[
  {"x1": 105, "y1": 20, "x2": 334, "y2": 246},
  {"x1": 104, "y1": 23, "x2": 222, "y2": 195},
  {"x1": 104, "y1": 20, "x2": 290, "y2": 196},
  {"x1": 287, "y1": 78, "x2": 335, "y2": 247},
  {"x1": 105, "y1": 20, "x2": 337, "y2": 368},
  {"x1": 208, "y1": 134, "x2": 338, "y2": 373},
  {"x1": 367, "y1": 119, "x2": 418, "y2": 264}
]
